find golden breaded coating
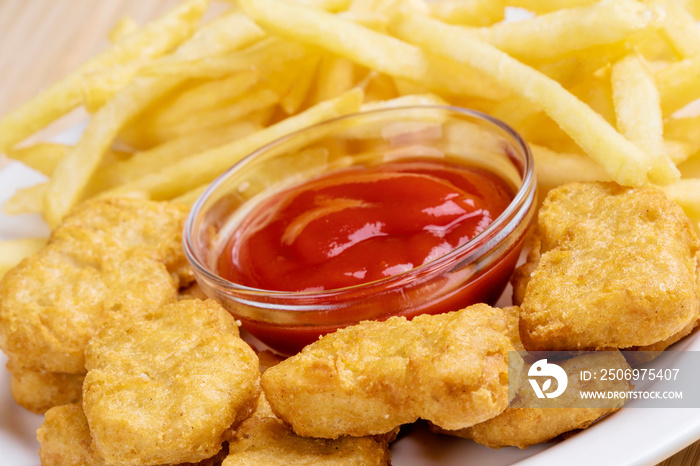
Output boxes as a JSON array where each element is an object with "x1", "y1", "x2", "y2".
[
  {"x1": 0, "y1": 198, "x2": 189, "y2": 374},
  {"x1": 262, "y1": 303, "x2": 517, "y2": 438},
  {"x1": 516, "y1": 182, "x2": 700, "y2": 351},
  {"x1": 38, "y1": 404, "x2": 231, "y2": 466},
  {"x1": 7, "y1": 360, "x2": 83, "y2": 414},
  {"x1": 223, "y1": 416, "x2": 391, "y2": 466},
  {"x1": 438, "y1": 351, "x2": 631, "y2": 449},
  {"x1": 83, "y1": 299, "x2": 260, "y2": 465},
  {"x1": 38, "y1": 404, "x2": 105, "y2": 466}
]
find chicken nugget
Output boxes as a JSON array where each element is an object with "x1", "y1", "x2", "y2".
[
  {"x1": 38, "y1": 404, "x2": 231, "y2": 466},
  {"x1": 436, "y1": 351, "x2": 631, "y2": 449},
  {"x1": 0, "y1": 198, "x2": 188, "y2": 374},
  {"x1": 223, "y1": 416, "x2": 391, "y2": 466},
  {"x1": 262, "y1": 303, "x2": 518, "y2": 438},
  {"x1": 83, "y1": 299, "x2": 260, "y2": 465},
  {"x1": 38, "y1": 404, "x2": 104, "y2": 466},
  {"x1": 6, "y1": 359, "x2": 83, "y2": 414},
  {"x1": 516, "y1": 182, "x2": 700, "y2": 351}
]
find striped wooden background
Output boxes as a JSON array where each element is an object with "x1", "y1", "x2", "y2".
[{"x1": 0, "y1": 1, "x2": 697, "y2": 464}]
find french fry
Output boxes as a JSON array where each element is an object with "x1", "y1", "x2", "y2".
[
  {"x1": 135, "y1": 37, "x2": 305, "y2": 80},
  {"x1": 536, "y1": 42, "x2": 629, "y2": 89},
  {"x1": 286, "y1": 0, "x2": 352, "y2": 11},
  {"x1": 0, "y1": 0, "x2": 209, "y2": 153},
  {"x1": 611, "y1": 53, "x2": 679, "y2": 184},
  {"x1": 530, "y1": 143, "x2": 609, "y2": 192},
  {"x1": 280, "y1": 54, "x2": 321, "y2": 114},
  {"x1": 360, "y1": 71, "x2": 399, "y2": 103},
  {"x1": 3, "y1": 184, "x2": 47, "y2": 215},
  {"x1": 429, "y1": 0, "x2": 505, "y2": 27},
  {"x1": 665, "y1": 115, "x2": 700, "y2": 161},
  {"x1": 85, "y1": 122, "x2": 260, "y2": 196},
  {"x1": 146, "y1": 88, "x2": 280, "y2": 144},
  {"x1": 312, "y1": 55, "x2": 357, "y2": 104},
  {"x1": 390, "y1": 11, "x2": 678, "y2": 187},
  {"x1": 124, "y1": 71, "x2": 260, "y2": 147},
  {"x1": 471, "y1": 0, "x2": 655, "y2": 61},
  {"x1": 655, "y1": 0, "x2": 700, "y2": 59},
  {"x1": 661, "y1": 179, "x2": 700, "y2": 219},
  {"x1": 102, "y1": 89, "x2": 364, "y2": 200},
  {"x1": 81, "y1": 63, "x2": 146, "y2": 113},
  {"x1": 172, "y1": 185, "x2": 209, "y2": 206},
  {"x1": 0, "y1": 238, "x2": 47, "y2": 280},
  {"x1": 160, "y1": 71, "x2": 260, "y2": 120},
  {"x1": 656, "y1": 54, "x2": 700, "y2": 116},
  {"x1": 359, "y1": 93, "x2": 448, "y2": 111},
  {"x1": 504, "y1": 0, "x2": 598, "y2": 14},
  {"x1": 6, "y1": 143, "x2": 68, "y2": 176},
  {"x1": 238, "y1": 0, "x2": 508, "y2": 101}
]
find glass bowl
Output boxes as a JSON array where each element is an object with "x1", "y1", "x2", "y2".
[{"x1": 184, "y1": 105, "x2": 536, "y2": 355}]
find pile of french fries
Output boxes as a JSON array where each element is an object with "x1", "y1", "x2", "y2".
[{"x1": 1, "y1": 0, "x2": 699, "y2": 277}]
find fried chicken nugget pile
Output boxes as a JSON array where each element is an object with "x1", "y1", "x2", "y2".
[
  {"x1": 436, "y1": 351, "x2": 632, "y2": 449},
  {"x1": 262, "y1": 303, "x2": 519, "y2": 439},
  {"x1": 514, "y1": 182, "x2": 700, "y2": 351},
  {"x1": 82, "y1": 299, "x2": 260, "y2": 465},
  {"x1": 0, "y1": 198, "x2": 190, "y2": 412}
]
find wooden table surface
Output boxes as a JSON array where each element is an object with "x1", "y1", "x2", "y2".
[{"x1": 0, "y1": 1, "x2": 699, "y2": 465}]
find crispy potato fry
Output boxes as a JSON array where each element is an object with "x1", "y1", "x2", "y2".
[
  {"x1": 151, "y1": 88, "x2": 279, "y2": 143},
  {"x1": 95, "y1": 122, "x2": 259, "y2": 191},
  {"x1": 6, "y1": 143, "x2": 68, "y2": 176},
  {"x1": 536, "y1": 42, "x2": 630, "y2": 88},
  {"x1": 665, "y1": 114, "x2": 700, "y2": 156},
  {"x1": 280, "y1": 54, "x2": 321, "y2": 114},
  {"x1": 3, "y1": 184, "x2": 47, "y2": 215},
  {"x1": 656, "y1": 0, "x2": 700, "y2": 59},
  {"x1": 286, "y1": 0, "x2": 352, "y2": 11},
  {"x1": 390, "y1": 12, "x2": 678, "y2": 187},
  {"x1": 504, "y1": 0, "x2": 598, "y2": 14},
  {"x1": 472, "y1": 0, "x2": 655, "y2": 61},
  {"x1": 312, "y1": 55, "x2": 357, "y2": 104},
  {"x1": 611, "y1": 53, "x2": 679, "y2": 184},
  {"x1": 0, "y1": 0, "x2": 209, "y2": 153},
  {"x1": 430, "y1": 0, "x2": 505, "y2": 26},
  {"x1": 0, "y1": 238, "x2": 47, "y2": 280},
  {"x1": 159, "y1": 71, "x2": 259, "y2": 122},
  {"x1": 679, "y1": 152, "x2": 700, "y2": 179},
  {"x1": 359, "y1": 93, "x2": 447, "y2": 112},
  {"x1": 656, "y1": 54, "x2": 700, "y2": 115},
  {"x1": 103, "y1": 89, "x2": 364, "y2": 200},
  {"x1": 662, "y1": 179, "x2": 700, "y2": 219},
  {"x1": 238, "y1": 0, "x2": 508, "y2": 101},
  {"x1": 530, "y1": 144, "x2": 609, "y2": 192}
]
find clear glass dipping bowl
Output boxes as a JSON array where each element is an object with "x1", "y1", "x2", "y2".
[{"x1": 184, "y1": 105, "x2": 536, "y2": 355}]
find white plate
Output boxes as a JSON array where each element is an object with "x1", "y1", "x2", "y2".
[{"x1": 1, "y1": 157, "x2": 699, "y2": 466}]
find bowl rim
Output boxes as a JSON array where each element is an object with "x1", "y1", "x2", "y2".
[{"x1": 183, "y1": 104, "x2": 536, "y2": 298}]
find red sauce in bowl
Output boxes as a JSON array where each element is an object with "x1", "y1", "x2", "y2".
[{"x1": 218, "y1": 158, "x2": 514, "y2": 292}]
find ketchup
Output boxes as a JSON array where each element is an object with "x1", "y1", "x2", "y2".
[{"x1": 218, "y1": 158, "x2": 514, "y2": 292}]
